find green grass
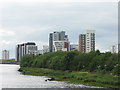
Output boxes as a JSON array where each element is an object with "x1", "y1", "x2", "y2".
[{"x1": 19, "y1": 67, "x2": 120, "y2": 89}]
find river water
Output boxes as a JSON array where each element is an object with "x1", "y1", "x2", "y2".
[{"x1": 0, "y1": 64, "x2": 107, "y2": 89}]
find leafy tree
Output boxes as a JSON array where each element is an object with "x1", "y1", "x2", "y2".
[{"x1": 20, "y1": 54, "x2": 34, "y2": 67}]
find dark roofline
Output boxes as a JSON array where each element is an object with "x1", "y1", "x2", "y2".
[
  {"x1": 25, "y1": 42, "x2": 36, "y2": 45},
  {"x1": 17, "y1": 42, "x2": 36, "y2": 46}
]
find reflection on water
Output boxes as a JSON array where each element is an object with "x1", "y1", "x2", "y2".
[{"x1": 1, "y1": 64, "x2": 106, "y2": 89}]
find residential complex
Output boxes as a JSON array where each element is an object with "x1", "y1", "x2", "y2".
[
  {"x1": 16, "y1": 42, "x2": 37, "y2": 62},
  {"x1": 49, "y1": 31, "x2": 70, "y2": 52},
  {"x1": 2, "y1": 50, "x2": 9, "y2": 60},
  {"x1": 79, "y1": 30, "x2": 95, "y2": 53},
  {"x1": 14, "y1": 30, "x2": 96, "y2": 62}
]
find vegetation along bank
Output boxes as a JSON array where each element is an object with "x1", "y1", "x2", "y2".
[{"x1": 19, "y1": 50, "x2": 120, "y2": 89}]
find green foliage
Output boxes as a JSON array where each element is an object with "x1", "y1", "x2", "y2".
[
  {"x1": 20, "y1": 54, "x2": 35, "y2": 67},
  {"x1": 20, "y1": 50, "x2": 120, "y2": 76}
]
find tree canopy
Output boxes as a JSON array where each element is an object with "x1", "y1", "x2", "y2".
[{"x1": 20, "y1": 50, "x2": 120, "y2": 76}]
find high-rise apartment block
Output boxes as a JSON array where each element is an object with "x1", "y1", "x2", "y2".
[
  {"x1": 79, "y1": 34, "x2": 86, "y2": 53},
  {"x1": 79, "y1": 30, "x2": 95, "y2": 53},
  {"x1": 86, "y1": 30, "x2": 95, "y2": 53},
  {"x1": 49, "y1": 31, "x2": 70, "y2": 52},
  {"x1": 119, "y1": 44, "x2": 120, "y2": 54},
  {"x1": 2, "y1": 50, "x2": 9, "y2": 60},
  {"x1": 16, "y1": 42, "x2": 37, "y2": 62}
]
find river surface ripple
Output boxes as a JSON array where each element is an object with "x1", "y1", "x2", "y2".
[{"x1": 1, "y1": 64, "x2": 105, "y2": 89}]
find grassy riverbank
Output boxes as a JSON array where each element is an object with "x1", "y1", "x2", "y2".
[{"x1": 19, "y1": 67, "x2": 120, "y2": 89}]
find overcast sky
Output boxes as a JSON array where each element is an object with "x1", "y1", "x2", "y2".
[{"x1": 0, "y1": 0, "x2": 118, "y2": 59}]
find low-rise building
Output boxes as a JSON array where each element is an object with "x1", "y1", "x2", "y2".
[
  {"x1": 70, "y1": 44, "x2": 78, "y2": 51},
  {"x1": 111, "y1": 45, "x2": 118, "y2": 53},
  {"x1": 43, "y1": 45, "x2": 49, "y2": 54},
  {"x1": 35, "y1": 45, "x2": 49, "y2": 55},
  {"x1": 53, "y1": 41, "x2": 68, "y2": 52}
]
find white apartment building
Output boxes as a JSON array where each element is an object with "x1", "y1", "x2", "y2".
[
  {"x1": 2, "y1": 50, "x2": 9, "y2": 60},
  {"x1": 86, "y1": 30, "x2": 95, "y2": 53},
  {"x1": 53, "y1": 41, "x2": 68, "y2": 52}
]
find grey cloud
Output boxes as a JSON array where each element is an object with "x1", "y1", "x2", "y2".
[
  {"x1": 0, "y1": 2, "x2": 118, "y2": 59},
  {"x1": 2, "y1": 2, "x2": 117, "y2": 27}
]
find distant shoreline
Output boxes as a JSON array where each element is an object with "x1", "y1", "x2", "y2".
[
  {"x1": 0, "y1": 63, "x2": 19, "y2": 65},
  {"x1": 0, "y1": 59, "x2": 20, "y2": 65}
]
